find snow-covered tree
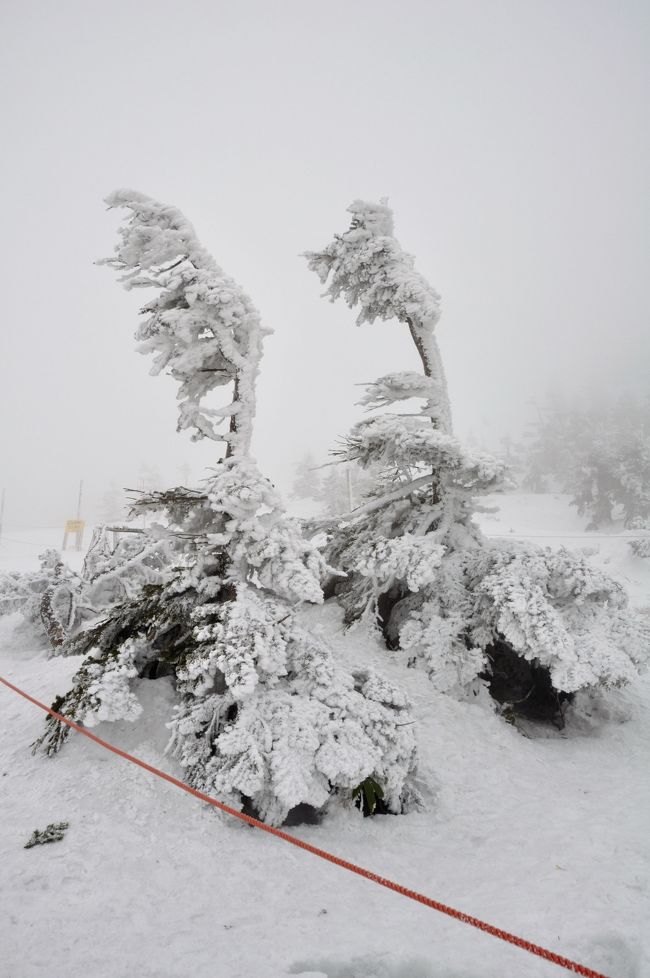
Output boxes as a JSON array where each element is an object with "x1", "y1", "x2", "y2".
[
  {"x1": 137, "y1": 463, "x2": 164, "y2": 494},
  {"x1": 521, "y1": 396, "x2": 578, "y2": 494},
  {"x1": 305, "y1": 199, "x2": 504, "y2": 628},
  {"x1": 99, "y1": 484, "x2": 127, "y2": 524},
  {"x1": 34, "y1": 191, "x2": 418, "y2": 826},
  {"x1": 317, "y1": 461, "x2": 383, "y2": 518},
  {"x1": 523, "y1": 395, "x2": 650, "y2": 529},
  {"x1": 292, "y1": 453, "x2": 323, "y2": 502},
  {"x1": 98, "y1": 189, "x2": 268, "y2": 454},
  {"x1": 628, "y1": 518, "x2": 650, "y2": 559},
  {"x1": 0, "y1": 550, "x2": 77, "y2": 649},
  {"x1": 306, "y1": 200, "x2": 649, "y2": 719}
]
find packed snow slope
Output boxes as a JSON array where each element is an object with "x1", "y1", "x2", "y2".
[{"x1": 1, "y1": 494, "x2": 649, "y2": 978}]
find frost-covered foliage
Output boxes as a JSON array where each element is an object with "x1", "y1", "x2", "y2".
[
  {"x1": 306, "y1": 199, "x2": 450, "y2": 433},
  {"x1": 628, "y1": 519, "x2": 650, "y2": 559},
  {"x1": 0, "y1": 570, "x2": 31, "y2": 618},
  {"x1": 307, "y1": 201, "x2": 650, "y2": 711},
  {"x1": 471, "y1": 546, "x2": 649, "y2": 690},
  {"x1": 393, "y1": 544, "x2": 649, "y2": 696},
  {"x1": 353, "y1": 535, "x2": 445, "y2": 594},
  {"x1": 0, "y1": 530, "x2": 170, "y2": 653},
  {"x1": 37, "y1": 459, "x2": 417, "y2": 825},
  {"x1": 357, "y1": 372, "x2": 438, "y2": 411},
  {"x1": 82, "y1": 525, "x2": 169, "y2": 605},
  {"x1": 169, "y1": 585, "x2": 416, "y2": 825},
  {"x1": 99, "y1": 189, "x2": 269, "y2": 453},
  {"x1": 34, "y1": 192, "x2": 418, "y2": 826},
  {"x1": 0, "y1": 550, "x2": 78, "y2": 649}
]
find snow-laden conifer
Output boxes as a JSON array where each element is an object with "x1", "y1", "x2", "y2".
[
  {"x1": 34, "y1": 192, "x2": 417, "y2": 825},
  {"x1": 523, "y1": 394, "x2": 650, "y2": 530},
  {"x1": 292, "y1": 453, "x2": 323, "y2": 502},
  {"x1": 99, "y1": 189, "x2": 268, "y2": 454},
  {"x1": 306, "y1": 201, "x2": 649, "y2": 716},
  {"x1": 0, "y1": 550, "x2": 76, "y2": 649}
]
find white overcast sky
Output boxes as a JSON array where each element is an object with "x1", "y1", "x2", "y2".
[{"x1": 0, "y1": 0, "x2": 648, "y2": 527}]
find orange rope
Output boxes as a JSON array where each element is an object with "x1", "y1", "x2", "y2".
[{"x1": 0, "y1": 673, "x2": 610, "y2": 978}]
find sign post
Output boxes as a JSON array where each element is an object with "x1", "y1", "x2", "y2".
[
  {"x1": 62, "y1": 519, "x2": 85, "y2": 552},
  {"x1": 62, "y1": 480, "x2": 85, "y2": 551}
]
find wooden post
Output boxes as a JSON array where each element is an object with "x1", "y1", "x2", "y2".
[{"x1": 76, "y1": 480, "x2": 83, "y2": 521}]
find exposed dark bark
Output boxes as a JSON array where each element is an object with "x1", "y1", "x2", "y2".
[
  {"x1": 40, "y1": 588, "x2": 66, "y2": 649},
  {"x1": 226, "y1": 375, "x2": 240, "y2": 459},
  {"x1": 407, "y1": 318, "x2": 433, "y2": 382},
  {"x1": 406, "y1": 316, "x2": 441, "y2": 506}
]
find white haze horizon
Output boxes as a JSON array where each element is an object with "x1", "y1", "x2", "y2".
[{"x1": 1, "y1": 0, "x2": 648, "y2": 529}]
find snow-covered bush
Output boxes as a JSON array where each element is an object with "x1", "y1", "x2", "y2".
[
  {"x1": 35, "y1": 191, "x2": 418, "y2": 826},
  {"x1": 393, "y1": 544, "x2": 649, "y2": 695},
  {"x1": 0, "y1": 570, "x2": 33, "y2": 618},
  {"x1": 306, "y1": 200, "x2": 650, "y2": 717},
  {"x1": 0, "y1": 550, "x2": 78, "y2": 649},
  {"x1": 628, "y1": 518, "x2": 650, "y2": 559},
  {"x1": 0, "y1": 528, "x2": 170, "y2": 652}
]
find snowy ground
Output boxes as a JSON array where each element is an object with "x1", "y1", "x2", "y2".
[{"x1": 1, "y1": 495, "x2": 649, "y2": 978}]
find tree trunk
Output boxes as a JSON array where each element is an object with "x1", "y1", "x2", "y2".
[{"x1": 406, "y1": 317, "x2": 452, "y2": 434}]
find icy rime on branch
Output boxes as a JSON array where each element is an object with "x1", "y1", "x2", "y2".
[{"x1": 99, "y1": 190, "x2": 268, "y2": 455}]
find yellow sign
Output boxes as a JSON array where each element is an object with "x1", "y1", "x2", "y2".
[{"x1": 63, "y1": 519, "x2": 86, "y2": 551}]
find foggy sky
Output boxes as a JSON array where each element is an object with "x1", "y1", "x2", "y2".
[{"x1": 1, "y1": 0, "x2": 648, "y2": 529}]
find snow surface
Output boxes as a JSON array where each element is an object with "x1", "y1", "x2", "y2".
[{"x1": 1, "y1": 495, "x2": 649, "y2": 978}]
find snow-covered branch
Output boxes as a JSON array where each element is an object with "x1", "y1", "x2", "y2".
[{"x1": 305, "y1": 199, "x2": 451, "y2": 432}]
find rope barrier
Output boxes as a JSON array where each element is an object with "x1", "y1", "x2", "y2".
[
  {"x1": 0, "y1": 536, "x2": 58, "y2": 549},
  {"x1": 0, "y1": 672, "x2": 611, "y2": 978}
]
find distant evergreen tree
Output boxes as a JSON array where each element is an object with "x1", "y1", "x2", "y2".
[
  {"x1": 99, "y1": 484, "x2": 127, "y2": 524},
  {"x1": 524, "y1": 395, "x2": 650, "y2": 529},
  {"x1": 291, "y1": 454, "x2": 323, "y2": 501},
  {"x1": 138, "y1": 464, "x2": 164, "y2": 495}
]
